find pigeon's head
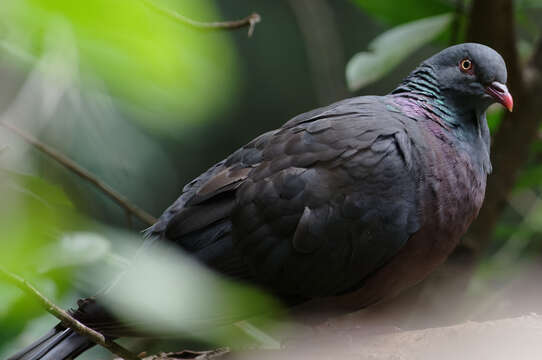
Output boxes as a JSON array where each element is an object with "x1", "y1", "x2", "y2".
[{"x1": 424, "y1": 43, "x2": 513, "y2": 112}]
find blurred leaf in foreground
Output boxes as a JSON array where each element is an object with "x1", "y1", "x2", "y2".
[
  {"x1": 346, "y1": 13, "x2": 452, "y2": 91},
  {"x1": 97, "y1": 236, "x2": 282, "y2": 343},
  {"x1": 0, "y1": 170, "x2": 111, "y2": 347},
  {"x1": 0, "y1": 169, "x2": 75, "y2": 272},
  {"x1": 36, "y1": 232, "x2": 111, "y2": 273},
  {"x1": 0, "y1": 161, "x2": 72, "y2": 341},
  {"x1": 0, "y1": 0, "x2": 239, "y2": 132}
]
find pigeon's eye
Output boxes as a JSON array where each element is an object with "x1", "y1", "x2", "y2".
[{"x1": 459, "y1": 58, "x2": 474, "y2": 74}]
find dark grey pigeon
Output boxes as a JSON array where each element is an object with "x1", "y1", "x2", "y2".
[{"x1": 10, "y1": 43, "x2": 513, "y2": 360}]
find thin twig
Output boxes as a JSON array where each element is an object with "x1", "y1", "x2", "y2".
[
  {"x1": 131, "y1": 348, "x2": 229, "y2": 360},
  {"x1": 140, "y1": 0, "x2": 261, "y2": 37},
  {"x1": 0, "y1": 120, "x2": 157, "y2": 226},
  {"x1": 0, "y1": 267, "x2": 140, "y2": 360}
]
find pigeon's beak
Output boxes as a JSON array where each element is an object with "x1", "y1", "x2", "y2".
[{"x1": 485, "y1": 81, "x2": 514, "y2": 112}]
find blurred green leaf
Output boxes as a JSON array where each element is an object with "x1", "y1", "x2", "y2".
[
  {"x1": 0, "y1": 276, "x2": 57, "y2": 318},
  {"x1": 2, "y1": 169, "x2": 73, "y2": 209},
  {"x1": 0, "y1": 275, "x2": 59, "y2": 350},
  {"x1": 346, "y1": 13, "x2": 452, "y2": 91},
  {"x1": 234, "y1": 320, "x2": 281, "y2": 349},
  {"x1": 0, "y1": 168, "x2": 80, "y2": 349},
  {"x1": 98, "y1": 237, "x2": 281, "y2": 342},
  {"x1": 0, "y1": 0, "x2": 239, "y2": 132},
  {"x1": 0, "y1": 170, "x2": 77, "y2": 271},
  {"x1": 0, "y1": 232, "x2": 111, "y2": 345},
  {"x1": 0, "y1": 283, "x2": 25, "y2": 318},
  {"x1": 352, "y1": 0, "x2": 453, "y2": 25},
  {"x1": 37, "y1": 232, "x2": 111, "y2": 272}
]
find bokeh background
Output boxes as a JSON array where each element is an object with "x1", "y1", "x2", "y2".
[{"x1": 1, "y1": 0, "x2": 542, "y2": 358}]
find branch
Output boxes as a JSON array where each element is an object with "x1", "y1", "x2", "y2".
[
  {"x1": 467, "y1": 0, "x2": 522, "y2": 93},
  {"x1": 0, "y1": 267, "x2": 140, "y2": 360},
  {"x1": 0, "y1": 120, "x2": 157, "y2": 226},
  {"x1": 128, "y1": 348, "x2": 229, "y2": 360},
  {"x1": 140, "y1": 0, "x2": 261, "y2": 37},
  {"x1": 461, "y1": 0, "x2": 529, "y2": 251}
]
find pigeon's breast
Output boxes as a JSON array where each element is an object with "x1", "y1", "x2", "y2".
[
  {"x1": 390, "y1": 94, "x2": 487, "y2": 239},
  {"x1": 419, "y1": 118, "x2": 487, "y2": 247},
  {"x1": 321, "y1": 116, "x2": 488, "y2": 309}
]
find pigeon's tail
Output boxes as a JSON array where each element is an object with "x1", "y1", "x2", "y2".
[{"x1": 7, "y1": 325, "x2": 95, "y2": 360}]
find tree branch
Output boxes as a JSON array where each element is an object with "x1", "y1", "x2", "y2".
[
  {"x1": 462, "y1": 0, "x2": 533, "y2": 251},
  {"x1": 131, "y1": 348, "x2": 229, "y2": 360},
  {"x1": 0, "y1": 267, "x2": 140, "y2": 360},
  {"x1": 467, "y1": 0, "x2": 522, "y2": 93},
  {"x1": 0, "y1": 120, "x2": 157, "y2": 226},
  {"x1": 140, "y1": 0, "x2": 261, "y2": 37}
]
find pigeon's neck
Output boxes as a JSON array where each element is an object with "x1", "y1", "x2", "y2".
[
  {"x1": 390, "y1": 64, "x2": 491, "y2": 174},
  {"x1": 391, "y1": 64, "x2": 482, "y2": 134},
  {"x1": 391, "y1": 64, "x2": 455, "y2": 124}
]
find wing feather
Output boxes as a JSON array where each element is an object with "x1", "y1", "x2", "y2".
[{"x1": 147, "y1": 96, "x2": 422, "y2": 299}]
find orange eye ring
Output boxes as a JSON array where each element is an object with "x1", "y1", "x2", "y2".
[{"x1": 460, "y1": 58, "x2": 473, "y2": 73}]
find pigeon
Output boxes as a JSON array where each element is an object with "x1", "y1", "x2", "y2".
[{"x1": 9, "y1": 43, "x2": 513, "y2": 360}]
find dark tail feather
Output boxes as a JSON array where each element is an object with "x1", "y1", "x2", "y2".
[{"x1": 7, "y1": 325, "x2": 95, "y2": 360}]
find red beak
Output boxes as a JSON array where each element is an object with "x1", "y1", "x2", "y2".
[{"x1": 485, "y1": 81, "x2": 513, "y2": 112}]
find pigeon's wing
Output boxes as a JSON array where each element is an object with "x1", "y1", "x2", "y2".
[
  {"x1": 144, "y1": 128, "x2": 279, "y2": 278},
  {"x1": 148, "y1": 97, "x2": 422, "y2": 297},
  {"x1": 232, "y1": 96, "x2": 422, "y2": 297},
  {"x1": 145, "y1": 99, "x2": 368, "y2": 275}
]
